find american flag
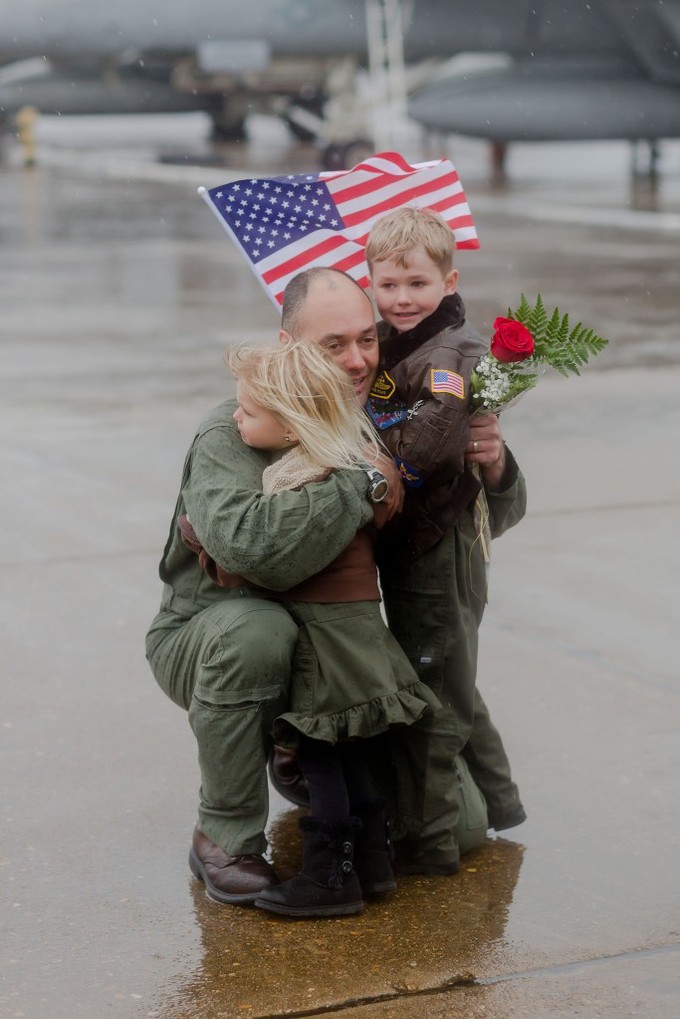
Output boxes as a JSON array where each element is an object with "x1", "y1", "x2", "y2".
[
  {"x1": 431, "y1": 368, "x2": 465, "y2": 399},
  {"x1": 200, "y1": 151, "x2": 479, "y2": 308}
]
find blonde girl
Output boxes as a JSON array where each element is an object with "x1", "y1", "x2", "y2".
[{"x1": 218, "y1": 341, "x2": 440, "y2": 919}]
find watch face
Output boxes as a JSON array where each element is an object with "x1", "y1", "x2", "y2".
[{"x1": 371, "y1": 478, "x2": 389, "y2": 502}]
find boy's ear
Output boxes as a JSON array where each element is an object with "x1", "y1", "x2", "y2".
[
  {"x1": 444, "y1": 268, "x2": 459, "y2": 295},
  {"x1": 278, "y1": 328, "x2": 292, "y2": 346}
]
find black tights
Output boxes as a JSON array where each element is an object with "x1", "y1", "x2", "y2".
[{"x1": 297, "y1": 735, "x2": 378, "y2": 820}]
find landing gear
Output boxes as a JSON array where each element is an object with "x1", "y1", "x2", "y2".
[
  {"x1": 284, "y1": 91, "x2": 326, "y2": 143},
  {"x1": 489, "y1": 140, "x2": 508, "y2": 184},
  {"x1": 209, "y1": 115, "x2": 248, "y2": 144},
  {"x1": 631, "y1": 138, "x2": 660, "y2": 179}
]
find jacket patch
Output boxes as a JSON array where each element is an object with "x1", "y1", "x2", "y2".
[
  {"x1": 367, "y1": 398, "x2": 408, "y2": 430},
  {"x1": 369, "y1": 371, "x2": 396, "y2": 400},
  {"x1": 395, "y1": 457, "x2": 424, "y2": 488},
  {"x1": 430, "y1": 368, "x2": 465, "y2": 399}
]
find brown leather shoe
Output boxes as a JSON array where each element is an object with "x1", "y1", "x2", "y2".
[
  {"x1": 487, "y1": 802, "x2": 527, "y2": 832},
  {"x1": 189, "y1": 826, "x2": 279, "y2": 905},
  {"x1": 267, "y1": 744, "x2": 310, "y2": 808}
]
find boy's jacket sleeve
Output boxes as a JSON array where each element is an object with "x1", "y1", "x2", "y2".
[{"x1": 487, "y1": 448, "x2": 527, "y2": 539}]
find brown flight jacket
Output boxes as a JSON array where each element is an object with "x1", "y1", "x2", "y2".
[{"x1": 367, "y1": 294, "x2": 487, "y2": 559}]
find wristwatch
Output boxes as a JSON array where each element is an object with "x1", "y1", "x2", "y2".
[{"x1": 364, "y1": 467, "x2": 389, "y2": 504}]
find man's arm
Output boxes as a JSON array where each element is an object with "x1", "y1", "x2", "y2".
[{"x1": 184, "y1": 420, "x2": 375, "y2": 591}]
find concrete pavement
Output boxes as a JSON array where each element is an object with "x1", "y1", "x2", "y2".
[{"x1": 1, "y1": 123, "x2": 679, "y2": 1018}]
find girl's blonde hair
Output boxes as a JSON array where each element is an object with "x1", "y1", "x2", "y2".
[{"x1": 226, "y1": 341, "x2": 381, "y2": 471}]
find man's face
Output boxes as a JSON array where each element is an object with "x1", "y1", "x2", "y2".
[{"x1": 281, "y1": 278, "x2": 379, "y2": 405}]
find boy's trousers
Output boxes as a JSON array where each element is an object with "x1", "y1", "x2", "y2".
[{"x1": 379, "y1": 508, "x2": 519, "y2": 867}]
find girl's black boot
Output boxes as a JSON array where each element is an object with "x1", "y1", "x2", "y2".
[
  {"x1": 352, "y1": 799, "x2": 397, "y2": 895},
  {"x1": 255, "y1": 817, "x2": 364, "y2": 918}
]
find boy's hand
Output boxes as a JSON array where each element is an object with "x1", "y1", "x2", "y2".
[{"x1": 466, "y1": 414, "x2": 507, "y2": 491}]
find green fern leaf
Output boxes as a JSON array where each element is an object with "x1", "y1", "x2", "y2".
[{"x1": 506, "y1": 295, "x2": 608, "y2": 376}]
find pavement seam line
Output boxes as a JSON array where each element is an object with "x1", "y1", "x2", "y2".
[{"x1": 250, "y1": 941, "x2": 680, "y2": 1019}]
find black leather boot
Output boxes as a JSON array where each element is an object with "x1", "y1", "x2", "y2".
[
  {"x1": 352, "y1": 799, "x2": 397, "y2": 896},
  {"x1": 255, "y1": 817, "x2": 364, "y2": 918}
]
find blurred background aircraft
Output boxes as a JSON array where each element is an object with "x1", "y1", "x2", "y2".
[{"x1": 1, "y1": 0, "x2": 679, "y2": 172}]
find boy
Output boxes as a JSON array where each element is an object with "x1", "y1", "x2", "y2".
[{"x1": 365, "y1": 207, "x2": 527, "y2": 875}]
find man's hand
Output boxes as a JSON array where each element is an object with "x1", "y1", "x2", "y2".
[
  {"x1": 371, "y1": 452, "x2": 404, "y2": 525},
  {"x1": 466, "y1": 414, "x2": 507, "y2": 492}
]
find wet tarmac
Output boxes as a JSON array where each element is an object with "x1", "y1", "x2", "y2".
[{"x1": 1, "y1": 117, "x2": 679, "y2": 1018}]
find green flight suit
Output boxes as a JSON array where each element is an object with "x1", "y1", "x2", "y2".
[
  {"x1": 146, "y1": 400, "x2": 374, "y2": 856},
  {"x1": 378, "y1": 450, "x2": 527, "y2": 869}
]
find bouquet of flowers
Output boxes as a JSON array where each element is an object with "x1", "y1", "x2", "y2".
[{"x1": 470, "y1": 294, "x2": 609, "y2": 416}]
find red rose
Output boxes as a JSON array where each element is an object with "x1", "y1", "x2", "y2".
[{"x1": 490, "y1": 317, "x2": 535, "y2": 363}]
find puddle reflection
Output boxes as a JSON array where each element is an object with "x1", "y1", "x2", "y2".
[{"x1": 150, "y1": 809, "x2": 525, "y2": 1018}]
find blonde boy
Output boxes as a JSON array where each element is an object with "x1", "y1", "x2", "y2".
[{"x1": 364, "y1": 207, "x2": 527, "y2": 874}]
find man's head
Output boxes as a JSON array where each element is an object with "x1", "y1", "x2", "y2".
[
  {"x1": 279, "y1": 267, "x2": 378, "y2": 405},
  {"x1": 366, "y1": 208, "x2": 458, "y2": 334}
]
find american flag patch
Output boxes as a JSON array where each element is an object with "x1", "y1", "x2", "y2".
[{"x1": 430, "y1": 368, "x2": 465, "y2": 399}]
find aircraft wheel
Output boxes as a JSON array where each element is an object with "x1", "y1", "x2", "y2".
[{"x1": 321, "y1": 138, "x2": 373, "y2": 171}]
